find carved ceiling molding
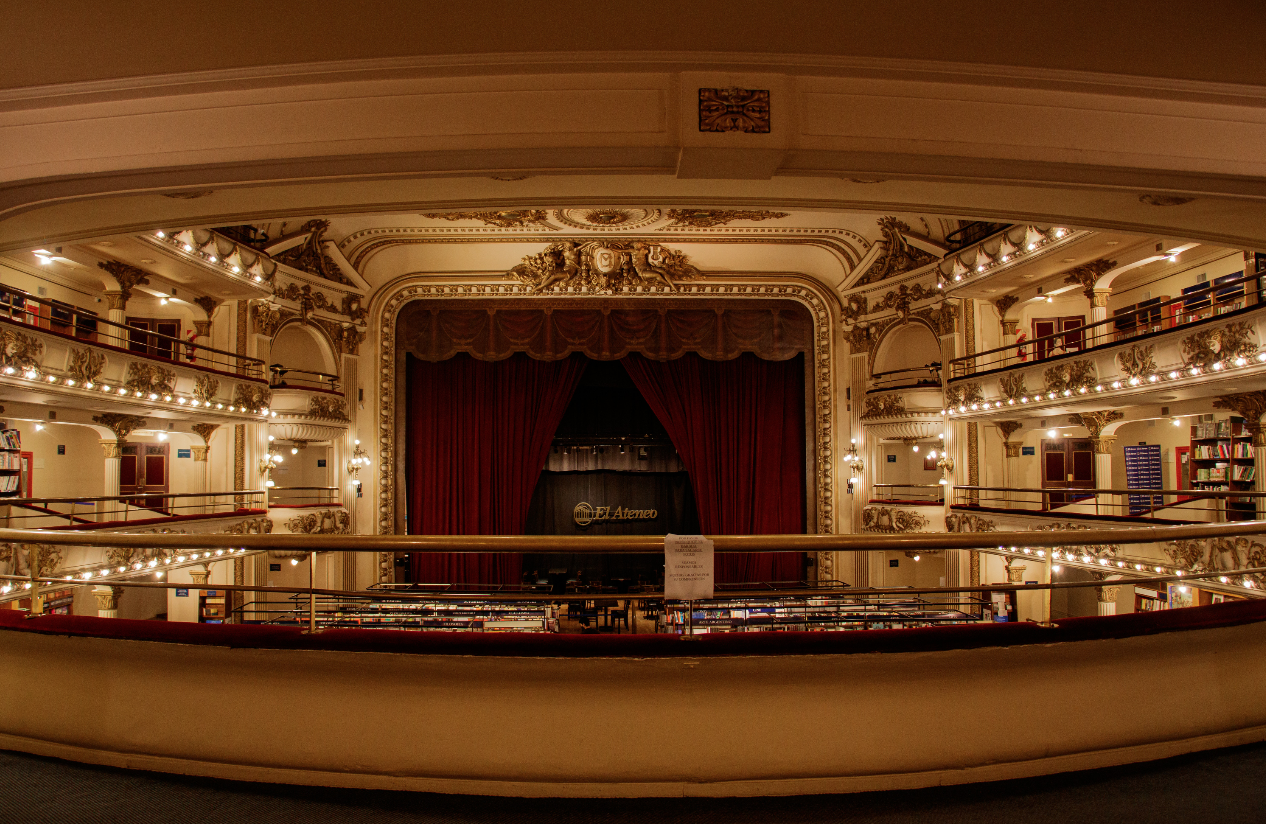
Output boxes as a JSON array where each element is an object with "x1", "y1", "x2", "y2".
[
  {"x1": 507, "y1": 240, "x2": 701, "y2": 293},
  {"x1": 192, "y1": 296, "x2": 220, "y2": 319},
  {"x1": 251, "y1": 301, "x2": 298, "y2": 337},
  {"x1": 862, "y1": 418, "x2": 944, "y2": 441},
  {"x1": 554, "y1": 208, "x2": 660, "y2": 231},
  {"x1": 338, "y1": 231, "x2": 870, "y2": 280},
  {"x1": 272, "y1": 219, "x2": 354, "y2": 286},
  {"x1": 698, "y1": 87, "x2": 770, "y2": 133},
  {"x1": 663, "y1": 209, "x2": 789, "y2": 228},
  {"x1": 421, "y1": 209, "x2": 550, "y2": 228},
  {"x1": 875, "y1": 283, "x2": 938, "y2": 322},
  {"x1": 92, "y1": 413, "x2": 146, "y2": 442},
  {"x1": 855, "y1": 217, "x2": 938, "y2": 286},
  {"x1": 1061, "y1": 258, "x2": 1117, "y2": 299},
  {"x1": 191, "y1": 423, "x2": 220, "y2": 445},
  {"x1": 375, "y1": 277, "x2": 837, "y2": 553},
  {"x1": 97, "y1": 260, "x2": 151, "y2": 305}
]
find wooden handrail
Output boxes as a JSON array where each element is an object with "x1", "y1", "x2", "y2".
[{"x1": 1, "y1": 490, "x2": 264, "y2": 506}]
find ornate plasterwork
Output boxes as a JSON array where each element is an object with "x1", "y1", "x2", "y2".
[
  {"x1": 862, "y1": 506, "x2": 928, "y2": 533},
  {"x1": 855, "y1": 217, "x2": 938, "y2": 286},
  {"x1": 945, "y1": 382, "x2": 984, "y2": 410},
  {"x1": 875, "y1": 283, "x2": 938, "y2": 321},
  {"x1": 1181, "y1": 321, "x2": 1256, "y2": 371},
  {"x1": 996, "y1": 420, "x2": 1023, "y2": 442},
  {"x1": 0, "y1": 328, "x2": 44, "y2": 371},
  {"x1": 1164, "y1": 537, "x2": 1266, "y2": 586},
  {"x1": 92, "y1": 413, "x2": 146, "y2": 442},
  {"x1": 123, "y1": 362, "x2": 176, "y2": 396},
  {"x1": 422, "y1": 209, "x2": 549, "y2": 228},
  {"x1": 66, "y1": 347, "x2": 105, "y2": 384},
  {"x1": 97, "y1": 260, "x2": 150, "y2": 305},
  {"x1": 1213, "y1": 391, "x2": 1266, "y2": 445},
  {"x1": 272, "y1": 219, "x2": 353, "y2": 285},
  {"x1": 375, "y1": 279, "x2": 837, "y2": 549},
  {"x1": 554, "y1": 208, "x2": 661, "y2": 230},
  {"x1": 1031, "y1": 522, "x2": 1119, "y2": 559},
  {"x1": 225, "y1": 517, "x2": 273, "y2": 535},
  {"x1": 698, "y1": 87, "x2": 770, "y2": 133},
  {"x1": 313, "y1": 317, "x2": 366, "y2": 356},
  {"x1": 508, "y1": 240, "x2": 701, "y2": 293},
  {"x1": 287, "y1": 509, "x2": 351, "y2": 535},
  {"x1": 191, "y1": 423, "x2": 220, "y2": 445},
  {"x1": 232, "y1": 383, "x2": 272, "y2": 410},
  {"x1": 999, "y1": 372, "x2": 1028, "y2": 402},
  {"x1": 193, "y1": 374, "x2": 219, "y2": 405},
  {"x1": 861, "y1": 393, "x2": 906, "y2": 419},
  {"x1": 663, "y1": 209, "x2": 788, "y2": 228},
  {"x1": 276, "y1": 282, "x2": 340, "y2": 319},
  {"x1": 840, "y1": 294, "x2": 868, "y2": 324},
  {"x1": 1043, "y1": 359, "x2": 1096, "y2": 394},
  {"x1": 993, "y1": 294, "x2": 1020, "y2": 318},
  {"x1": 309, "y1": 395, "x2": 349, "y2": 420},
  {"x1": 945, "y1": 512, "x2": 996, "y2": 533},
  {"x1": 192, "y1": 296, "x2": 219, "y2": 319},
  {"x1": 843, "y1": 317, "x2": 894, "y2": 355},
  {"x1": 252, "y1": 301, "x2": 298, "y2": 336},
  {"x1": 1070, "y1": 410, "x2": 1124, "y2": 439},
  {"x1": 1116, "y1": 344, "x2": 1156, "y2": 380},
  {"x1": 1061, "y1": 258, "x2": 1117, "y2": 299}
]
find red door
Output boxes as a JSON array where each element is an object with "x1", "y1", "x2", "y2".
[{"x1": 119, "y1": 443, "x2": 169, "y2": 513}]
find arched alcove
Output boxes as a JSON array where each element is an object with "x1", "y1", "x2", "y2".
[
  {"x1": 871, "y1": 322, "x2": 941, "y2": 390},
  {"x1": 269, "y1": 322, "x2": 338, "y2": 377}
]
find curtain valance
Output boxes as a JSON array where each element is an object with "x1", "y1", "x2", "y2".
[{"x1": 398, "y1": 299, "x2": 811, "y2": 362}]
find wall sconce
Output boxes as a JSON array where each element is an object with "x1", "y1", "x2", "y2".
[
  {"x1": 259, "y1": 449, "x2": 283, "y2": 487},
  {"x1": 935, "y1": 454, "x2": 955, "y2": 474},
  {"x1": 842, "y1": 437, "x2": 864, "y2": 475},
  {"x1": 347, "y1": 439, "x2": 370, "y2": 487}
]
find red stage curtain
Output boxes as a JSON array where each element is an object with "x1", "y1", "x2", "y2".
[
  {"x1": 406, "y1": 353, "x2": 587, "y2": 585},
  {"x1": 621, "y1": 353, "x2": 806, "y2": 584}
]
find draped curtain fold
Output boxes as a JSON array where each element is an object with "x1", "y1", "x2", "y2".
[
  {"x1": 620, "y1": 353, "x2": 806, "y2": 584},
  {"x1": 406, "y1": 353, "x2": 587, "y2": 585}
]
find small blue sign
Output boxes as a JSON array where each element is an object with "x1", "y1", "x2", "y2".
[
  {"x1": 175, "y1": 589, "x2": 189, "y2": 597},
  {"x1": 1022, "y1": 446, "x2": 1036, "y2": 456},
  {"x1": 177, "y1": 448, "x2": 192, "y2": 459},
  {"x1": 886, "y1": 454, "x2": 897, "y2": 463}
]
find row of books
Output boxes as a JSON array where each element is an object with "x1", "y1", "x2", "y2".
[
  {"x1": 1195, "y1": 466, "x2": 1229, "y2": 482},
  {"x1": 1193, "y1": 444, "x2": 1231, "y2": 459},
  {"x1": 0, "y1": 476, "x2": 19, "y2": 494},
  {"x1": 1233, "y1": 466, "x2": 1256, "y2": 481},
  {"x1": 1193, "y1": 420, "x2": 1240, "y2": 438},
  {"x1": 0, "y1": 452, "x2": 20, "y2": 471},
  {"x1": 1235, "y1": 443, "x2": 1255, "y2": 459},
  {"x1": 0, "y1": 429, "x2": 19, "y2": 450}
]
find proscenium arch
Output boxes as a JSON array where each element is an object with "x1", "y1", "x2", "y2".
[{"x1": 372, "y1": 274, "x2": 839, "y2": 575}]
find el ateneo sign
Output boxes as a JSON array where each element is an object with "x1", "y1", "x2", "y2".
[{"x1": 573, "y1": 502, "x2": 658, "y2": 528}]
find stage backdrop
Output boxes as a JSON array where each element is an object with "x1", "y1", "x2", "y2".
[{"x1": 522, "y1": 470, "x2": 699, "y2": 583}]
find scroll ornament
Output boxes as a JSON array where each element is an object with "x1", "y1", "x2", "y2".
[{"x1": 508, "y1": 240, "x2": 700, "y2": 293}]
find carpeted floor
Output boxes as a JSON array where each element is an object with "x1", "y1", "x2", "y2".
[{"x1": 1, "y1": 742, "x2": 1264, "y2": 823}]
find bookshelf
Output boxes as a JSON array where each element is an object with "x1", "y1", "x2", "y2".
[
  {"x1": 0, "y1": 429, "x2": 21, "y2": 497},
  {"x1": 1189, "y1": 417, "x2": 1255, "y2": 521}
]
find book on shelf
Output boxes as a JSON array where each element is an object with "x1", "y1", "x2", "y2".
[
  {"x1": 1233, "y1": 465, "x2": 1256, "y2": 482},
  {"x1": 0, "y1": 429, "x2": 20, "y2": 450}
]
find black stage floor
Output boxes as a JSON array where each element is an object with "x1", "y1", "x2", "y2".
[{"x1": 1, "y1": 742, "x2": 1263, "y2": 823}]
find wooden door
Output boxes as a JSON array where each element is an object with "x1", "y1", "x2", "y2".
[
  {"x1": 126, "y1": 317, "x2": 181, "y2": 361},
  {"x1": 1033, "y1": 316, "x2": 1086, "y2": 360},
  {"x1": 1042, "y1": 438, "x2": 1096, "y2": 508},
  {"x1": 119, "y1": 443, "x2": 169, "y2": 513}
]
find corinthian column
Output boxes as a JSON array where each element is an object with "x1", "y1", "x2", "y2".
[
  {"x1": 996, "y1": 421, "x2": 1023, "y2": 503},
  {"x1": 99, "y1": 440, "x2": 121, "y2": 521},
  {"x1": 93, "y1": 585, "x2": 123, "y2": 618},
  {"x1": 1072, "y1": 411, "x2": 1124, "y2": 515},
  {"x1": 1096, "y1": 581, "x2": 1120, "y2": 616},
  {"x1": 97, "y1": 260, "x2": 151, "y2": 348}
]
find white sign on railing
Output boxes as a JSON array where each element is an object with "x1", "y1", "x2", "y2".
[{"x1": 664, "y1": 533, "x2": 714, "y2": 600}]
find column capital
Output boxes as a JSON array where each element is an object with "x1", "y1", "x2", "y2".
[
  {"x1": 1001, "y1": 319, "x2": 1019, "y2": 336},
  {"x1": 193, "y1": 319, "x2": 213, "y2": 338},
  {"x1": 92, "y1": 585, "x2": 123, "y2": 611},
  {"x1": 191, "y1": 445, "x2": 210, "y2": 461},
  {"x1": 104, "y1": 291, "x2": 127, "y2": 311},
  {"x1": 100, "y1": 439, "x2": 122, "y2": 459},
  {"x1": 1004, "y1": 441, "x2": 1023, "y2": 458},
  {"x1": 97, "y1": 260, "x2": 151, "y2": 305},
  {"x1": 1097, "y1": 584, "x2": 1120, "y2": 603},
  {"x1": 1006, "y1": 563, "x2": 1026, "y2": 584},
  {"x1": 189, "y1": 565, "x2": 211, "y2": 586},
  {"x1": 1092, "y1": 435, "x2": 1116, "y2": 455},
  {"x1": 1092, "y1": 288, "x2": 1112, "y2": 307}
]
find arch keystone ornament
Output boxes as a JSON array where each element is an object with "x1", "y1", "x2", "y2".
[{"x1": 508, "y1": 240, "x2": 701, "y2": 293}]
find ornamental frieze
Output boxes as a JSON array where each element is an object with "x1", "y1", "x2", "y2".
[
  {"x1": 0, "y1": 328, "x2": 44, "y2": 371},
  {"x1": 308, "y1": 395, "x2": 349, "y2": 420},
  {"x1": 287, "y1": 509, "x2": 351, "y2": 535},
  {"x1": 193, "y1": 374, "x2": 219, "y2": 405},
  {"x1": 1043, "y1": 359, "x2": 1096, "y2": 395},
  {"x1": 1116, "y1": 344, "x2": 1156, "y2": 380},
  {"x1": 232, "y1": 383, "x2": 272, "y2": 410},
  {"x1": 862, "y1": 506, "x2": 929, "y2": 534},
  {"x1": 507, "y1": 240, "x2": 701, "y2": 293},
  {"x1": 66, "y1": 347, "x2": 105, "y2": 384},
  {"x1": 422, "y1": 209, "x2": 549, "y2": 228},
  {"x1": 944, "y1": 512, "x2": 996, "y2": 533},
  {"x1": 1182, "y1": 321, "x2": 1258, "y2": 371},
  {"x1": 663, "y1": 209, "x2": 788, "y2": 228},
  {"x1": 123, "y1": 362, "x2": 176, "y2": 397},
  {"x1": 861, "y1": 393, "x2": 906, "y2": 419},
  {"x1": 999, "y1": 372, "x2": 1028, "y2": 403},
  {"x1": 945, "y1": 382, "x2": 984, "y2": 410}
]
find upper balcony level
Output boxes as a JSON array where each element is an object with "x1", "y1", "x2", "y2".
[
  {"x1": 0, "y1": 284, "x2": 271, "y2": 423},
  {"x1": 943, "y1": 271, "x2": 1266, "y2": 420}
]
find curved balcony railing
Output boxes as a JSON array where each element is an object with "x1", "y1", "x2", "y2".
[
  {"x1": 949, "y1": 271, "x2": 1263, "y2": 377},
  {"x1": 952, "y1": 485, "x2": 1266, "y2": 522},
  {"x1": 868, "y1": 364, "x2": 941, "y2": 391},
  {"x1": 872, "y1": 484, "x2": 945, "y2": 504},
  {"x1": 0, "y1": 490, "x2": 265, "y2": 528},
  {"x1": 268, "y1": 365, "x2": 340, "y2": 392},
  {"x1": 0, "y1": 283, "x2": 265, "y2": 379},
  {"x1": 267, "y1": 486, "x2": 341, "y2": 507}
]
